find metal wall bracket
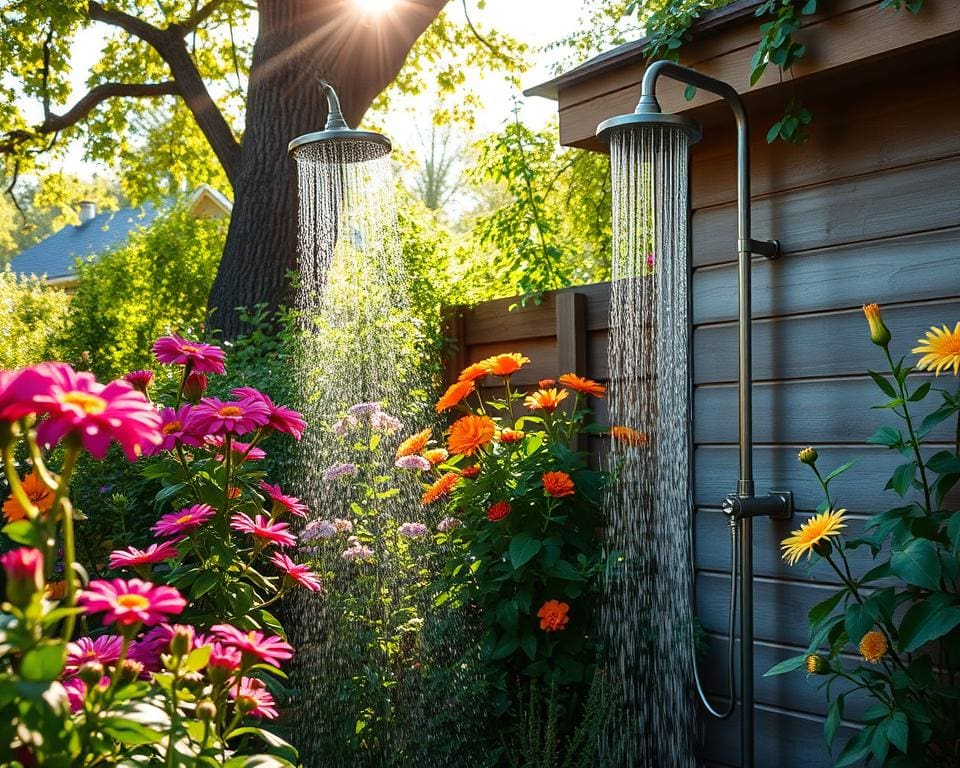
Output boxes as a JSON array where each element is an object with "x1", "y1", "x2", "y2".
[
  {"x1": 739, "y1": 238, "x2": 781, "y2": 259},
  {"x1": 721, "y1": 490, "x2": 793, "y2": 521}
]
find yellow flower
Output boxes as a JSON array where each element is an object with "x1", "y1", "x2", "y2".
[
  {"x1": 805, "y1": 654, "x2": 830, "y2": 675},
  {"x1": 797, "y1": 447, "x2": 818, "y2": 466},
  {"x1": 862, "y1": 303, "x2": 891, "y2": 347},
  {"x1": 780, "y1": 508, "x2": 847, "y2": 566},
  {"x1": 858, "y1": 630, "x2": 888, "y2": 664},
  {"x1": 912, "y1": 322, "x2": 960, "y2": 376}
]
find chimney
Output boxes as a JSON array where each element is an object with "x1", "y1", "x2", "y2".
[{"x1": 78, "y1": 200, "x2": 97, "y2": 225}]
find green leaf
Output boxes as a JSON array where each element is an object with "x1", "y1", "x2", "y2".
[
  {"x1": 825, "y1": 694, "x2": 845, "y2": 749},
  {"x1": 520, "y1": 632, "x2": 537, "y2": 660},
  {"x1": 867, "y1": 426, "x2": 902, "y2": 448},
  {"x1": 801, "y1": 0, "x2": 818, "y2": 13},
  {"x1": 885, "y1": 710, "x2": 909, "y2": 754},
  {"x1": 2, "y1": 520, "x2": 41, "y2": 548},
  {"x1": 508, "y1": 533, "x2": 542, "y2": 569},
  {"x1": 868, "y1": 370, "x2": 897, "y2": 398},
  {"x1": 191, "y1": 570, "x2": 219, "y2": 598},
  {"x1": 824, "y1": 460, "x2": 856, "y2": 483},
  {"x1": 907, "y1": 381, "x2": 931, "y2": 402},
  {"x1": 844, "y1": 603, "x2": 873, "y2": 645},
  {"x1": 184, "y1": 645, "x2": 212, "y2": 672},
  {"x1": 101, "y1": 716, "x2": 164, "y2": 746},
  {"x1": 887, "y1": 462, "x2": 917, "y2": 497},
  {"x1": 808, "y1": 591, "x2": 843, "y2": 627},
  {"x1": 947, "y1": 511, "x2": 960, "y2": 552},
  {"x1": 20, "y1": 643, "x2": 65, "y2": 682},
  {"x1": 835, "y1": 725, "x2": 874, "y2": 767},
  {"x1": 683, "y1": 84, "x2": 696, "y2": 101},
  {"x1": 765, "y1": 119, "x2": 782, "y2": 144},
  {"x1": 763, "y1": 654, "x2": 806, "y2": 677},
  {"x1": 890, "y1": 538, "x2": 941, "y2": 590},
  {"x1": 897, "y1": 596, "x2": 960, "y2": 652},
  {"x1": 918, "y1": 401, "x2": 957, "y2": 437}
]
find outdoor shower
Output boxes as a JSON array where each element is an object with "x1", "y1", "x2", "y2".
[{"x1": 597, "y1": 61, "x2": 793, "y2": 768}]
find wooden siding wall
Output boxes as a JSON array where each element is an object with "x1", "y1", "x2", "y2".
[{"x1": 442, "y1": 43, "x2": 960, "y2": 768}]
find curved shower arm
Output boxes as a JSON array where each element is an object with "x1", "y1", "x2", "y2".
[{"x1": 316, "y1": 78, "x2": 350, "y2": 131}]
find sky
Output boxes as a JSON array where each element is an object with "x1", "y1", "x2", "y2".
[{"x1": 34, "y1": 0, "x2": 598, "y2": 184}]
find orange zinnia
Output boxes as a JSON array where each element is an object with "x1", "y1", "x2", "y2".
[
  {"x1": 611, "y1": 426, "x2": 649, "y2": 447},
  {"x1": 458, "y1": 363, "x2": 491, "y2": 383},
  {"x1": 435, "y1": 380, "x2": 475, "y2": 413},
  {"x1": 538, "y1": 378, "x2": 556, "y2": 388},
  {"x1": 537, "y1": 600, "x2": 570, "y2": 632},
  {"x1": 542, "y1": 471, "x2": 575, "y2": 498},
  {"x1": 422, "y1": 448, "x2": 449, "y2": 466},
  {"x1": 524, "y1": 388, "x2": 568, "y2": 412},
  {"x1": 422, "y1": 472, "x2": 460, "y2": 505},
  {"x1": 498, "y1": 429, "x2": 525, "y2": 444},
  {"x1": 3, "y1": 468, "x2": 55, "y2": 523},
  {"x1": 487, "y1": 501, "x2": 511, "y2": 521},
  {"x1": 45, "y1": 580, "x2": 67, "y2": 600},
  {"x1": 396, "y1": 428, "x2": 431, "y2": 458},
  {"x1": 460, "y1": 465, "x2": 481, "y2": 478},
  {"x1": 481, "y1": 353, "x2": 530, "y2": 378},
  {"x1": 558, "y1": 373, "x2": 606, "y2": 399},
  {"x1": 448, "y1": 415, "x2": 496, "y2": 457}
]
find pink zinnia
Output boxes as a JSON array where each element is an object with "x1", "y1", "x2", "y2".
[
  {"x1": 258, "y1": 481, "x2": 308, "y2": 519},
  {"x1": 123, "y1": 370, "x2": 154, "y2": 393},
  {"x1": 78, "y1": 578, "x2": 186, "y2": 627},
  {"x1": 232, "y1": 387, "x2": 306, "y2": 441},
  {"x1": 269, "y1": 551, "x2": 323, "y2": 592},
  {"x1": 155, "y1": 405, "x2": 202, "y2": 451},
  {"x1": 186, "y1": 396, "x2": 271, "y2": 437},
  {"x1": 108, "y1": 540, "x2": 179, "y2": 570},
  {"x1": 212, "y1": 624, "x2": 293, "y2": 668},
  {"x1": 14, "y1": 363, "x2": 163, "y2": 460},
  {"x1": 208, "y1": 641, "x2": 243, "y2": 673},
  {"x1": 152, "y1": 503, "x2": 215, "y2": 538},
  {"x1": 231, "y1": 676, "x2": 279, "y2": 719},
  {"x1": 230, "y1": 513, "x2": 296, "y2": 548},
  {"x1": 0, "y1": 366, "x2": 58, "y2": 421},
  {"x1": 63, "y1": 676, "x2": 109, "y2": 713},
  {"x1": 152, "y1": 335, "x2": 226, "y2": 374},
  {"x1": 128, "y1": 623, "x2": 197, "y2": 671},
  {"x1": 65, "y1": 635, "x2": 124, "y2": 674}
]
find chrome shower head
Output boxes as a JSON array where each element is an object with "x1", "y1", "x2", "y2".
[
  {"x1": 596, "y1": 92, "x2": 702, "y2": 145},
  {"x1": 288, "y1": 79, "x2": 392, "y2": 162}
]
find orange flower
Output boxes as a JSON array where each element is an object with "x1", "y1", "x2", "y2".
[
  {"x1": 460, "y1": 465, "x2": 481, "y2": 478},
  {"x1": 3, "y1": 469, "x2": 55, "y2": 523},
  {"x1": 542, "y1": 471, "x2": 575, "y2": 498},
  {"x1": 487, "y1": 501, "x2": 511, "y2": 521},
  {"x1": 523, "y1": 388, "x2": 568, "y2": 412},
  {"x1": 559, "y1": 373, "x2": 606, "y2": 399},
  {"x1": 537, "y1": 600, "x2": 570, "y2": 632},
  {"x1": 538, "y1": 379, "x2": 556, "y2": 388},
  {"x1": 498, "y1": 429, "x2": 525, "y2": 444},
  {"x1": 448, "y1": 415, "x2": 496, "y2": 457},
  {"x1": 422, "y1": 448, "x2": 449, "y2": 466},
  {"x1": 611, "y1": 426, "x2": 649, "y2": 447},
  {"x1": 396, "y1": 428, "x2": 431, "y2": 458},
  {"x1": 422, "y1": 472, "x2": 460, "y2": 505},
  {"x1": 435, "y1": 380, "x2": 475, "y2": 413},
  {"x1": 458, "y1": 363, "x2": 491, "y2": 383},
  {"x1": 45, "y1": 580, "x2": 67, "y2": 600},
  {"x1": 481, "y1": 353, "x2": 530, "y2": 378}
]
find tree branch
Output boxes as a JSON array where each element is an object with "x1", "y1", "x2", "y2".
[
  {"x1": 174, "y1": 0, "x2": 229, "y2": 36},
  {"x1": 40, "y1": 81, "x2": 179, "y2": 133}
]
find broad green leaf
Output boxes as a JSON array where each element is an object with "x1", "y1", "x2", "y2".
[
  {"x1": 824, "y1": 460, "x2": 856, "y2": 483},
  {"x1": 185, "y1": 645, "x2": 212, "y2": 672},
  {"x1": 844, "y1": 603, "x2": 873, "y2": 645},
  {"x1": 808, "y1": 591, "x2": 843, "y2": 627},
  {"x1": 898, "y1": 596, "x2": 960, "y2": 652},
  {"x1": 886, "y1": 462, "x2": 917, "y2": 497},
  {"x1": 868, "y1": 370, "x2": 897, "y2": 399},
  {"x1": 508, "y1": 533, "x2": 542, "y2": 569},
  {"x1": 20, "y1": 643, "x2": 65, "y2": 682},
  {"x1": 867, "y1": 426, "x2": 902, "y2": 448},
  {"x1": 835, "y1": 725, "x2": 874, "y2": 767},
  {"x1": 890, "y1": 538, "x2": 941, "y2": 590},
  {"x1": 825, "y1": 694, "x2": 845, "y2": 748},
  {"x1": 885, "y1": 710, "x2": 909, "y2": 754},
  {"x1": 763, "y1": 654, "x2": 806, "y2": 677},
  {"x1": 100, "y1": 716, "x2": 164, "y2": 746},
  {"x1": 2, "y1": 520, "x2": 41, "y2": 548}
]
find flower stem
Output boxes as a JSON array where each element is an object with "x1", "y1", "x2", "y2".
[
  {"x1": 3, "y1": 442, "x2": 38, "y2": 520},
  {"x1": 884, "y1": 348, "x2": 932, "y2": 513}
]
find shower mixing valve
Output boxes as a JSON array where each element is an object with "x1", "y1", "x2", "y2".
[{"x1": 721, "y1": 491, "x2": 793, "y2": 522}]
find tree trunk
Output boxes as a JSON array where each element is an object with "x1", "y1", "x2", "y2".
[{"x1": 207, "y1": 0, "x2": 447, "y2": 339}]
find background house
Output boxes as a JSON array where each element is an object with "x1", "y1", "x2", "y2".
[{"x1": 9, "y1": 185, "x2": 231, "y2": 289}]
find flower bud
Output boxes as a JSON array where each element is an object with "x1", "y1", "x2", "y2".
[
  {"x1": 805, "y1": 654, "x2": 830, "y2": 675},
  {"x1": 77, "y1": 661, "x2": 105, "y2": 687},
  {"x1": 797, "y1": 447, "x2": 818, "y2": 466},
  {"x1": 170, "y1": 627, "x2": 193, "y2": 658},
  {"x1": 182, "y1": 372, "x2": 208, "y2": 403},
  {"x1": 122, "y1": 370, "x2": 154, "y2": 394},
  {"x1": 812, "y1": 538, "x2": 833, "y2": 558},
  {"x1": 117, "y1": 660, "x2": 144, "y2": 685},
  {"x1": 862, "y1": 304, "x2": 891, "y2": 347},
  {"x1": 1, "y1": 547, "x2": 44, "y2": 607},
  {"x1": 196, "y1": 699, "x2": 217, "y2": 722}
]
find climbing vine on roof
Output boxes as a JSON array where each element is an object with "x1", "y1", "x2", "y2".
[{"x1": 627, "y1": 0, "x2": 925, "y2": 144}]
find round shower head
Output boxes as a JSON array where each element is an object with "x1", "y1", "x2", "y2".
[
  {"x1": 288, "y1": 79, "x2": 392, "y2": 162},
  {"x1": 596, "y1": 111, "x2": 702, "y2": 146}
]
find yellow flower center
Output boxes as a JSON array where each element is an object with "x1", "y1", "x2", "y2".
[
  {"x1": 176, "y1": 514, "x2": 194, "y2": 524},
  {"x1": 940, "y1": 336, "x2": 960, "y2": 354},
  {"x1": 61, "y1": 391, "x2": 108, "y2": 415},
  {"x1": 218, "y1": 406, "x2": 243, "y2": 418},
  {"x1": 162, "y1": 420, "x2": 182, "y2": 435},
  {"x1": 180, "y1": 344, "x2": 201, "y2": 354},
  {"x1": 116, "y1": 593, "x2": 150, "y2": 610}
]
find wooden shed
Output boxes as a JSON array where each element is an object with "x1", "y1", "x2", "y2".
[{"x1": 442, "y1": 1, "x2": 960, "y2": 765}]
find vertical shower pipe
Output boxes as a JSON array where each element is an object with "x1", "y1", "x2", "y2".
[{"x1": 636, "y1": 61, "x2": 779, "y2": 768}]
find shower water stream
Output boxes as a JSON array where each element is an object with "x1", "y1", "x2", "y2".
[{"x1": 603, "y1": 126, "x2": 697, "y2": 767}]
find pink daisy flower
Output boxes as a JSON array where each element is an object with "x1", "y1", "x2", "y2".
[
  {"x1": 208, "y1": 641, "x2": 243, "y2": 672},
  {"x1": 78, "y1": 578, "x2": 186, "y2": 627},
  {"x1": 108, "y1": 540, "x2": 179, "y2": 570},
  {"x1": 258, "y1": 481, "x2": 308, "y2": 519},
  {"x1": 186, "y1": 396, "x2": 271, "y2": 437},
  {"x1": 152, "y1": 335, "x2": 226, "y2": 374},
  {"x1": 63, "y1": 676, "x2": 109, "y2": 713},
  {"x1": 0, "y1": 366, "x2": 58, "y2": 421},
  {"x1": 232, "y1": 387, "x2": 306, "y2": 441},
  {"x1": 122, "y1": 370, "x2": 154, "y2": 393},
  {"x1": 14, "y1": 363, "x2": 163, "y2": 460},
  {"x1": 152, "y1": 503, "x2": 215, "y2": 538},
  {"x1": 230, "y1": 513, "x2": 296, "y2": 548},
  {"x1": 269, "y1": 551, "x2": 323, "y2": 592},
  {"x1": 206, "y1": 435, "x2": 267, "y2": 461},
  {"x1": 155, "y1": 405, "x2": 202, "y2": 451},
  {"x1": 65, "y1": 635, "x2": 124, "y2": 675},
  {"x1": 212, "y1": 624, "x2": 293, "y2": 668},
  {"x1": 231, "y1": 676, "x2": 278, "y2": 719},
  {"x1": 127, "y1": 623, "x2": 198, "y2": 671}
]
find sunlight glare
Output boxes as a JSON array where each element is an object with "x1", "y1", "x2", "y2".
[{"x1": 353, "y1": 0, "x2": 397, "y2": 14}]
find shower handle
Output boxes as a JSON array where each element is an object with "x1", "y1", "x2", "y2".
[{"x1": 721, "y1": 491, "x2": 793, "y2": 521}]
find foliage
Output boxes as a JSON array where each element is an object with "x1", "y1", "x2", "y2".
[
  {"x1": 767, "y1": 307, "x2": 959, "y2": 767},
  {"x1": 61, "y1": 204, "x2": 226, "y2": 380},
  {"x1": 0, "y1": 341, "x2": 313, "y2": 765},
  {"x1": 0, "y1": 265, "x2": 70, "y2": 367},
  {"x1": 467, "y1": 114, "x2": 611, "y2": 302}
]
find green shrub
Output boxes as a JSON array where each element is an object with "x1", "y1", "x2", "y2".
[{"x1": 0, "y1": 265, "x2": 70, "y2": 367}]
